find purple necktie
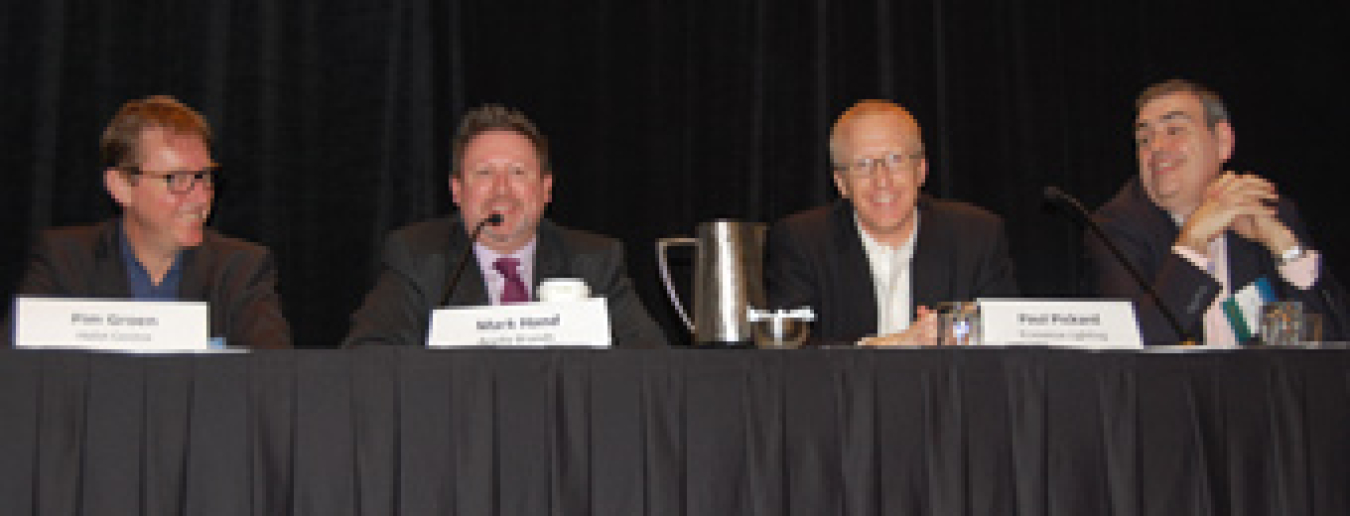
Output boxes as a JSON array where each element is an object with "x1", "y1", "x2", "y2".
[{"x1": 493, "y1": 257, "x2": 529, "y2": 304}]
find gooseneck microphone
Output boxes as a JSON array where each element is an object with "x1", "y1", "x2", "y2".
[
  {"x1": 441, "y1": 213, "x2": 505, "y2": 306},
  {"x1": 1044, "y1": 186, "x2": 1189, "y2": 341}
]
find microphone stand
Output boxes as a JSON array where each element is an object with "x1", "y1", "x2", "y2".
[
  {"x1": 441, "y1": 213, "x2": 504, "y2": 306},
  {"x1": 1045, "y1": 186, "x2": 1190, "y2": 342}
]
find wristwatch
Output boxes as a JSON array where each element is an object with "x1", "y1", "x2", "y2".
[{"x1": 1279, "y1": 244, "x2": 1306, "y2": 266}]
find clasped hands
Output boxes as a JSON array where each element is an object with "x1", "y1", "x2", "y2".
[{"x1": 1178, "y1": 171, "x2": 1298, "y2": 259}]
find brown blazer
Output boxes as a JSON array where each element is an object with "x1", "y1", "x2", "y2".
[{"x1": 7, "y1": 219, "x2": 292, "y2": 349}]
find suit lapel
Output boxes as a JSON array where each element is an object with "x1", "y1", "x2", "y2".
[
  {"x1": 450, "y1": 267, "x2": 490, "y2": 306},
  {"x1": 177, "y1": 242, "x2": 209, "y2": 302},
  {"x1": 830, "y1": 203, "x2": 879, "y2": 334},
  {"x1": 1225, "y1": 233, "x2": 1265, "y2": 296},
  {"x1": 533, "y1": 221, "x2": 568, "y2": 296},
  {"x1": 445, "y1": 218, "x2": 491, "y2": 306},
  {"x1": 92, "y1": 220, "x2": 132, "y2": 298},
  {"x1": 909, "y1": 200, "x2": 944, "y2": 317},
  {"x1": 1136, "y1": 181, "x2": 1183, "y2": 272}
]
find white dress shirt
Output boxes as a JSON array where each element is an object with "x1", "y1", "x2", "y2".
[{"x1": 856, "y1": 211, "x2": 920, "y2": 336}]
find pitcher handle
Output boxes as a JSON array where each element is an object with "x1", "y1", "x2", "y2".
[{"x1": 656, "y1": 237, "x2": 698, "y2": 332}]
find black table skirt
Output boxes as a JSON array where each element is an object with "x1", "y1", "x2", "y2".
[{"x1": 2, "y1": 347, "x2": 1347, "y2": 515}]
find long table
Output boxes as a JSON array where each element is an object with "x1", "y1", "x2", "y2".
[{"x1": 2, "y1": 347, "x2": 1347, "y2": 515}]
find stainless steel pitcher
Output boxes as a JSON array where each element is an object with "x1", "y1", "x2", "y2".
[{"x1": 657, "y1": 220, "x2": 767, "y2": 344}]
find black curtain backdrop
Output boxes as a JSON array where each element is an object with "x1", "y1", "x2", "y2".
[{"x1": 3, "y1": 0, "x2": 1348, "y2": 347}]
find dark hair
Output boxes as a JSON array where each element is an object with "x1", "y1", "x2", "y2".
[
  {"x1": 451, "y1": 104, "x2": 550, "y2": 176},
  {"x1": 100, "y1": 95, "x2": 212, "y2": 169},
  {"x1": 1136, "y1": 78, "x2": 1230, "y2": 128}
]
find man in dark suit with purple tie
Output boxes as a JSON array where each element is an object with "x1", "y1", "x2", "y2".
[{"x1": 343, "y1": 104, "x2": 666, "y2": 348}]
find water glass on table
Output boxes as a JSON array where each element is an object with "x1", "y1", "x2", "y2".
[
  {"x1": 1260, "y1": 301, "x2": 1313, "y2": 346},
  {"x1": 938, "y1": 301, "x2": 981, "y2": 346}
]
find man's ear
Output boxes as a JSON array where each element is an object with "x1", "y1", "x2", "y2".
[
  {"x1": 917, "y1": 157, "x2": 929, "y2": 188},
  {"x1": 449, "y1": 173, "x2": 464, "y2": 207},
  {"x1": 832, "y1": 171, "x2": 850, "y2": 199},
  {"x1": 541, "y1": 171, "x2": 553, "y2": 206},
  {"x1": 104, "y1": 168, "x2": 131, "y2": 207},
  {"x1": 1215, "y1": 121, "x2": 1236, "y2": 163}
]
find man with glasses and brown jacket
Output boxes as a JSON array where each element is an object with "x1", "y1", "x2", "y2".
[{"x1": 6, "y1": 95, "x2": 291, "y2": 349}]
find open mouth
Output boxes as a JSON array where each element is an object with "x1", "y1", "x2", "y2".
[{"x1": 1149, "y1": 152, "x2": 1183, "y2": 176}]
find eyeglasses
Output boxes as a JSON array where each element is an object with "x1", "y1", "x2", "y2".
[
  {"x1": 462, "y1": 164, "x2": 543, "y2": 181},
  {"x1": 122, "y1": 166, "x2": 218, "y2": 194},
  {"x1": 835, "y1": 152, "x2": 924, "y2": 179}
]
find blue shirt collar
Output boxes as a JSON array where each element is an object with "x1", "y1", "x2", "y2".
[{"x1": 118, "y1": 221, "x2": 185, "y2": 300}]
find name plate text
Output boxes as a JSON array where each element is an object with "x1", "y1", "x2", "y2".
[
  {"x1": 428, "y1": 298, "x2": 612, "y2": 348},
  {"x1": 979, "y1": 299, "x2": 1143, "y2": 348},
  {"x1": 15, "y1": 297, "x2": 210, "y2": 351}
]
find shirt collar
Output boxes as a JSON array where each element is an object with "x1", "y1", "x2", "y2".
[
  {"x1": 118, "y1": 220, "x2": 185, "y2": 299},
  {"x1": 473, "y1": 236, "x2": 540, "y2": 302},
  {"x1": 473, "y1": 236, "x2": 539, "y2": 266},
  {"x1": 1170, "y1": 211, "x2": 1186, "y2": 227},
  {"x1": 854, "y1": 210, "x2": 920, "y2": 259}
]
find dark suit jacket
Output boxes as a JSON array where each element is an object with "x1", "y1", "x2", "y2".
[
  {"x1": 1087, "y1": 177, "x2": 1349, "y2": 343},
  {"x1": 343, "y1": 215, "x2": 668, "y2": 349},
  {"x1": 6, "y1": 219, "x2": 292, "y2": 349},
  {"x1": 766, "y1": 197, "x2": 1019, "y2": 343}
]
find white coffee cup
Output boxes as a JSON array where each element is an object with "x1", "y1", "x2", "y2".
[{"x1": 537, "y1": 278, "x2": 590, "y2": 302}]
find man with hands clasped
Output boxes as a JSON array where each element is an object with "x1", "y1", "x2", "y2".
[{"x1": 1087, "y1": 78, "x2": 1348, "y2": 344}]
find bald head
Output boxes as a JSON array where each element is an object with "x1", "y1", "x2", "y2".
[
  {"x1": 827, "y1": 99, "x2": 928, "y2": 247},
  {"x1": 829, "y1": 100, "x2": 923, "y2": 169}
]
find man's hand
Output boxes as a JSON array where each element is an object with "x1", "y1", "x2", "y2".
[
  {"x1": 1246, "y1": 210, "x2": 1299, "y2": 257},
  {"x1": 1177, "y1": 172, "x2": 1279, "y2": 256},
  {"x1": 859, "y1": 305, "x2": 938, "y2": 346}
]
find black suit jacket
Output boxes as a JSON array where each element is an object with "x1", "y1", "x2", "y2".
[
  {"x1": 1087, "y1": 177, "x2": 1349, "y2": 343},
  {"x1": 343, "y1": 215, "x2": 668, "y2": 349},
  {"x1": 766, "y1": 197, "x2": 1019, "y2": 343},
  {"x1": 6, "y1": 219, "x2": 292, "y2": 349}
]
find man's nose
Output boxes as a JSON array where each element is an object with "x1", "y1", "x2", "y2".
[
  {"x1": 1147, "y1": 133, "x2": 1179, "y2": 154},
  {"x1": 872, "y1": 163, "x2": 896, "y2": 187},
  {"x1": 489, "y1": 171, "x2": 512, "y2": 193}
]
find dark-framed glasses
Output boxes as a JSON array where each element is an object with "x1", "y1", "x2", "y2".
[
  {"x1": 123, "y1": 166, "x2": 218, "y2": 194},
  {"x1": 837, "y1": 152, "x2": 924, "y2": 179}
]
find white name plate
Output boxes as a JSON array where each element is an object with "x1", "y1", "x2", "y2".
[
  {"x1": 979, "y1": 299, "x2": 1144, "y2": 348},
  {"x1": 427, "y1": 298, "x2": 613, "y2": 348},
  {"x1": 15, "y1": 297, "x2": 210, "y2": 352}
]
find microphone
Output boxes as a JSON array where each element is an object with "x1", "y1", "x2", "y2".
[
  {"x1": 1044, "y1": 186, "x2": 1189, "y2": 341},
  {"x1": 441, "y1": 213, "x2": 505, "y2": 306}
]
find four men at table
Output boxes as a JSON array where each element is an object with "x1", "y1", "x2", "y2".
[
  {"x1": 1086, "y1": 79, "x2": 1348, "y2": 343},
  {"x1": 7, "y1": 82, "x2": 1347, "y2": 348}
]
